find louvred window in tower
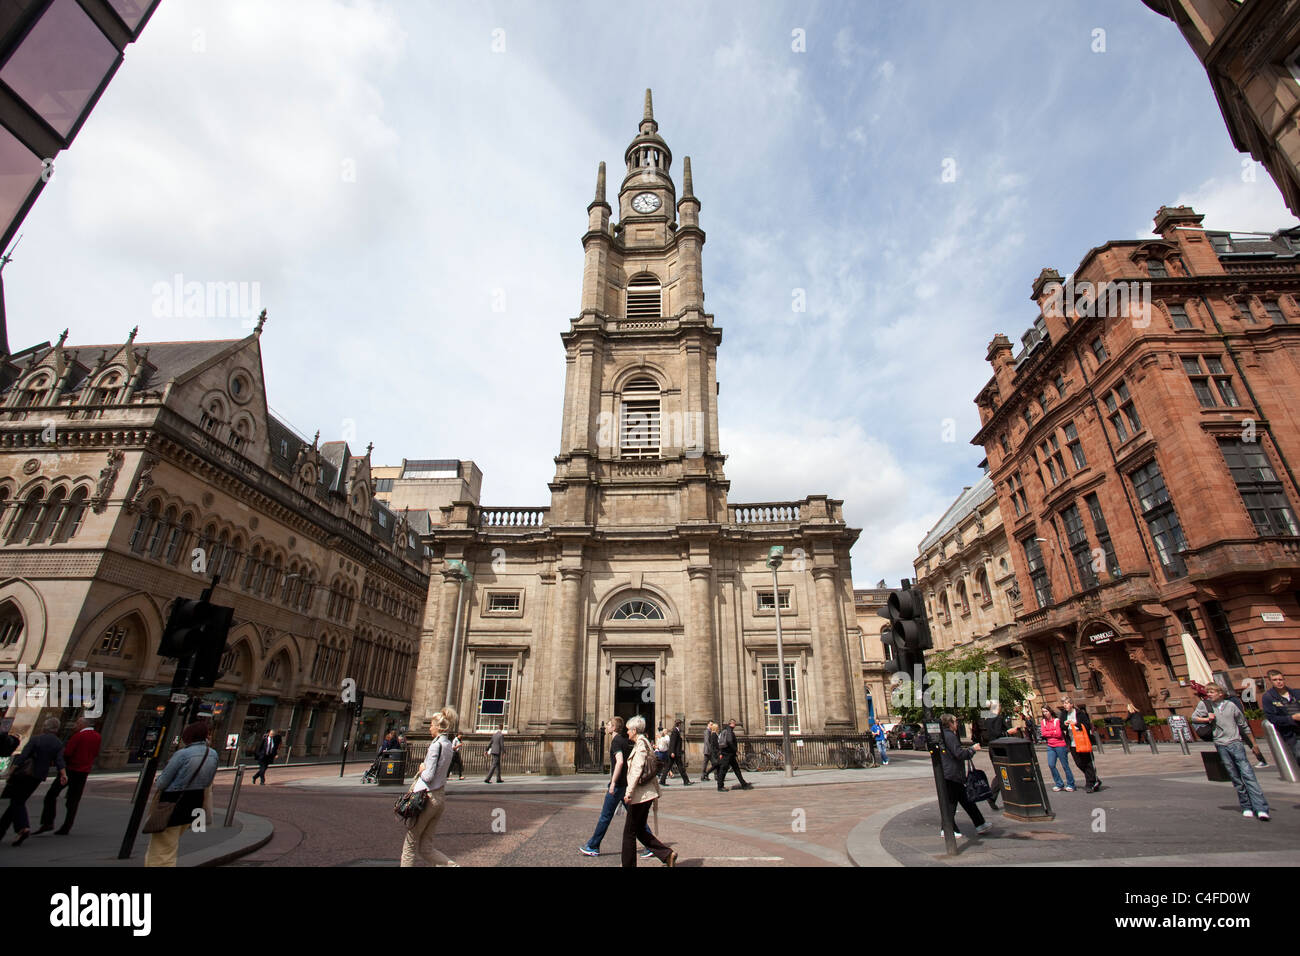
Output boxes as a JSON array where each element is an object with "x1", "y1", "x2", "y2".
[
  {"x1": 619, "y1": 377, "x2": 661, "y2": 458},
  {"x1": 626, "y1": 274, "x2": 662, "y2": 320}
]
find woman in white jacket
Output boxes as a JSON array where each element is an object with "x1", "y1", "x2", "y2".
[
  {"x1": 400, "y1": 707, "x2": 460, "y2": 867},
  {"x1": 621, "y1": 715, "x2": 677, "y2": 867}
]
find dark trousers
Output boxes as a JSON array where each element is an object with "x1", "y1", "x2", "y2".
[
  {"x1": 251, "y1": 759, "x2": 271, "y2": 783},
  {"x1": 1071, "y1": 750, "x2": 1098, "y2": 789},
  {"x1": 659, "y1": 755, "x2": 690, "y2": 786},
  {"x1": 943, "y1": 778, "x2": 986, "y2": 833},
  {"x1": 621, "y1": 798, "x2": 671, "y2": 867},
  {"x1": 41, "y1": 770, "x2": 89, "y2": 831},
  {"x1": 701, "y1": 753, "x2": 718, "y2": 779},
  {"x1": 0, "y1": 774, "x2": 41, "y2": 835},
  {"x1": 484, "y1": 753, "x2": 502, "y2": 782},
  {"x1": 715, "y1": 752, "x2": 746, "y2": 789},
  {"x1": 449, "y1": 752, "x2": 463, "y2": 777},
  {"x1": 585, "y1": 785, "x2": 625, "y2": 850}
]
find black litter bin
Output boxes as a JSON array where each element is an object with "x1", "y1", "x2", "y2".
[
  {"x1": 1103, "y1": 717, "x2": 1126, "y2": 741},
  {"x1": 377, "y1": 750, "x2": 407, "y2": 785},
  {"x1": 1201, "y1": 749, "x2": 1230, "y2": 782},
  {"x1": 988, "y1": 736, "x2": 1055, "y2": 822}
]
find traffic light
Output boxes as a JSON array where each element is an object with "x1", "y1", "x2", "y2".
[
  {"x1": 158, "y1": 596, "x2": 234, "y2": 688},
  {"x1": 877, "y1": 578, "x2": 932, "y2": 676}
]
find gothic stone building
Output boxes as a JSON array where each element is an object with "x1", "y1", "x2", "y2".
[
  {"x1": 973, "y1": 205, "x2": 1300, "y2": 722},
  {"x1": 0, "y1": 322, "x2": 429, "y2": 768},
  {"x1": 410, "y1": 93, "x2": 863, "y2": 764}
]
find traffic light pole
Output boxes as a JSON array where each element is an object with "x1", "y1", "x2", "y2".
[
  {"x1": 118, "y1": 577, "x2": 218, "y2": 859},
  {"x1": 919, "y1": 651, "x2": 959, "y2": 857}
]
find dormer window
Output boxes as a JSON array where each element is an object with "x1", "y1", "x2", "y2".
[{"x1": 626, "y1": 274, "x2": 662, "y2": 320}]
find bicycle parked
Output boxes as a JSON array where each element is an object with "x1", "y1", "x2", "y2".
[
  {"x1": 834, "y1": 738, "x2": 880, "y2": 770},
  {"x1": 742, "y1": 744, "x2": 794, "y2": 772}
]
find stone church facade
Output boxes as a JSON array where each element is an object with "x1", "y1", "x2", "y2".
[{"x1": 411, "y1": 93, "x2": 863, "y2": 763}]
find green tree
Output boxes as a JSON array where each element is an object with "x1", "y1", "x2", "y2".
[{"x1": 889, "y1": 648, "x2": 1030, "y2": 729}]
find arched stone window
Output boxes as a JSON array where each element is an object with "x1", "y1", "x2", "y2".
[
  {"x1": 626, "y1": 273, "x2": 661, "y2": 320},
  {"x1": 9, "y1": 488, "x2": 44, "y2": 544},
  {"x1": 53, "y1": 487, "x2": 89, "y2": 543},
  {"x1": 610, "y1": 598, "x2": 665, "y2": 621},
  {"x1": 619, "y1": 377, "x2": 661, "y2": 459},
  {"x1": 0, "y1": 601, "x2": 22, "y2": 648},
  {"x1": 33, "y1": 487, "x2": 66, "y2": 544},
  {"x1": 956, "y1": 581, "x2": 969, "y2": 614},
  {"x1": 975, "y1": 568, "x2": 991, "y2": 604}
]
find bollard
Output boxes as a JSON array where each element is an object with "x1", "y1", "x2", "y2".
[
  {"x1": 1178, "y1": 734, "x2": 1190, "y2": 756},
  {"x1": 1147, "y1": 731, "x2": 1159, "y2": 755},
  {"x1": 1262, "y1": 722, "x2": 1300, "y2": 782},
  {"x1": 1117, "y1": 732, "x2": 1131, "y2": 755},
  {"x1": 1092, "y1": 730, "x2": 1105, "y2": 756},
  {"x1": 224, "y1": 764, "x2": 245, "y2": 828}
]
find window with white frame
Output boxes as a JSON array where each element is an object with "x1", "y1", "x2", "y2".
[
  {"x1": 486, "y1": 592, "x2": 521, "y2": 613},
  {"x1": 756, "y1": 589, "x2": 791, "y2": 611},
  {"x1": 761, "y1": 661, "x2": 799, "y2": 734},
  {"x1": 619, "y1": 377, "x2": 661, "y2": 458},
  {"x1": 611, "y1": 599, "x2": 664, "y2": 621},
  {"x1": 476, "y1": 663, "x2": 513, "y2": 731}
]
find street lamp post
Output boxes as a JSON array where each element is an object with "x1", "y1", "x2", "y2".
[{"x1": 767, "y1": 546, "x2": 794, "y2": 779}]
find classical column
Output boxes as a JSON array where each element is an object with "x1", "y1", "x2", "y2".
[
  {"x1": 686, "y1": 565, "x2": 717, "y2": 730},
  {"x1": 812, "y1": 566, "x2": 853, "y2": 730},
  {"x1": 549, "y1": 566, "x2": 585, "y2": 732},
  {"x1": 416, "y1": 569, "x2": 465, "y2": 731}
]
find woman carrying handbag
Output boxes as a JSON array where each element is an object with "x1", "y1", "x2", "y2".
[
  {"x1": 144, "y1": 721, "x2": 218, "y2": 867},
  {"x1": 399, "y1": 707, "x2": 459, "y2": 867}
]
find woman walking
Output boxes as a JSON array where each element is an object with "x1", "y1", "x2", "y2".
[
  {"x1": 1039, "y1": 705, "x2": 1075, "y2": 792},
  {"x1": 145, "y1": 720, "x2": 218, "y2": 866},
  {"x1": 938, "y1": 713, "x2": 991, "y2": 838},
  {"x1": 0, "y1": 716, "x2": 66, "y2": 846},
  {"x1": 400, "y1": 707, "x2": 459, "y2": 867},
  {"x1": 1125, "y1": 704, "x2": 1147, "y2": 744},
  {"x1": 621, "y1": 716, "x2": 676, "y2": 867}
]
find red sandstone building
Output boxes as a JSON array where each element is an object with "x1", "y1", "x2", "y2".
[{"x1": 972, "y1": 205, "x2": 1300, "y2": 721}]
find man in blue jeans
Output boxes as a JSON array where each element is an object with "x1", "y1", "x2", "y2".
[
  {"x1": 1193, "y1": 682, "x2": 1270, "y2": 821},
  {"x1": 579, "y1": 716, "x2": 654, "y2": 857}
]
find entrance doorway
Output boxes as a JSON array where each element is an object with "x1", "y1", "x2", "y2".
[
  {"x1": 615, "y1": 663, "x2": 655, "y2": 733},
  {"x1": 1096, "y1": 641, "x2": 1153, "y2": 713}
]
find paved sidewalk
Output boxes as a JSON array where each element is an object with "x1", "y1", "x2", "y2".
[{"x1": 0, "y1": 791, "x2": 272, "y2": 868}]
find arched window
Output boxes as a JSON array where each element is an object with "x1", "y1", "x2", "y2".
[
  {"x1": 53, "y1": 487, "x2": 89, "y2": 543},
  {"x1": 975, "y1": 568, "x2": 990, "y2": 604},
  {"x1": 33, "y1": 487, "x2": 66, "y2": 544},
  {"x1": 626, "y1": 274, "x2": 662, "y2": 320},
  {"x1": 94, "y1": 616, "x2": 140, "y2": 658},
  {"x1": 263, "y1": 555, "x2": 282, "y2": 599},
  {"x1": 956, "y1": 581, "x2": 969, "y2": 614},
  {"x1": 10, "y1": 489, "x2": 45, "y2": 544},
  {"x1": 619, "y1": 377, "x2": 661, "y2": 459},
  {"x1": 247, "y1": 546, "x2": 265, "y2": 591},
  {"x1": 0, "y1": 601, "x2": 22, "y2": 647},
  {"x1": 940, "y1": 592, "x2": 951, "y2": 622},
  {"x1": 129, "y1": 500, "x2": 158, "y2": 553},
  {"x1": 0, "y1": 486, "x2": 11, "y2": 532},
  {"x1": 610, "y1": 598, "x2": 665, "y2": 621},
  {"x1": 167, "y1": 512, "x2": 193, "y2": 565},
  {"x1": 222, "y1": 535, "x2": 242, "y2": 580}
]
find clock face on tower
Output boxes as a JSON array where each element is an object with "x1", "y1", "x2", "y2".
[{"x1": 631, "y1": 192, "x2": 661, "y2": 213}]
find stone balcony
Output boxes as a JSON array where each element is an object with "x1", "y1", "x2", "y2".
[
  {"x1": 727, "y1": 495, "x2": 844, "y2": 527},
  {"x1": 1183, "y1": 536, "x2": 1300, "y2": 583}
]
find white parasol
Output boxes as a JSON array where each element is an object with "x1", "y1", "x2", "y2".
[{"x1": 1180, "y1": 633, "x2": 1216, "y2": 688}]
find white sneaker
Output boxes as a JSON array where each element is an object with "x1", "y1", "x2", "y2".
[
  {"x1": 1242, "y1": 810, "x2": 1254, "y2": 818},
  {"x1": 1258, "y1": 811, "x2": 1271, "y2": 821},
  {"x1": 1052, "y1": 786, "x2": 1062, "y2": 792},
  {"x1": 975, "y1": 822, "x2": 992, "y2": 834},
  {"x1": 939, "y1": 830, "x2": 967, "y2": 838}
]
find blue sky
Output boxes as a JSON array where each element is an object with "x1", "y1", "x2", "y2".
[{"x1": 6, "y1": 0, "x2": 1295, "y2": 585}]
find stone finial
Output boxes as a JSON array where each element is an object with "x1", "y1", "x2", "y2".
[
  {"x1": 644, "y1": 88, "x2": 654, "y2": 123},
  {"x1": 127, "y1": 326, "x2": 138, "y2": 345},
  {"x1": 594, "y1": 161, "x2": 607, "y2": 204},
  {"x1": 254, "y1": 308, "x2": 268, "y2": 334},
  {"x1": 366, "y1": 441, "x2": 374, "y2": 457},
  {"x1": 57, "y1": 328, "x2": 68, "y2": 347},
  {"x1": 682, "y1": 156, "x2": 694, "y2": 198},
  {"x1": 312, "y1": 430, "x2": 320, "y2": 449}
]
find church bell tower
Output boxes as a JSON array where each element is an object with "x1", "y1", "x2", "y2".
[{"x1": 550, "y1": 89, "x2": 728, "y2": 529}]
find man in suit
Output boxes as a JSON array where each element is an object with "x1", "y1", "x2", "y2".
[
  {"x1": 714, "y1": 719, "x2": 752, "y2": 792},
  {"x1": 483, "y1": 727, "x2": 504, "y2": 783},
  {"x1": 0, "y1": 716, "x2": 66, "y2": 845},
  {"x1": 659, "y1": 719, "x2": 692, "y2": 786},
  {"x1": 701, "y1": 722, "x2": 719, "y2": 781},
  {"x1": 38, "y1": 717, "x2": 102, "y2": 835},
  {"x1": 251, "y1": 728, "x2": 280, "y2": 784}
]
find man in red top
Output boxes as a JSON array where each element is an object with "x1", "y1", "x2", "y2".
[{"x1": 37, "y1": 717, "x2": 101, "y2": 835}]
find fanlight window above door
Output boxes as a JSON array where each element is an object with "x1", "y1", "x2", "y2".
[{"x1": 610, "y1": 599, "x2": 665, "y2": 621}]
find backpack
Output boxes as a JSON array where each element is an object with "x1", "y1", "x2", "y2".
[{"x1": 635, "y1": 738, "x2": 660, "y2": 786}]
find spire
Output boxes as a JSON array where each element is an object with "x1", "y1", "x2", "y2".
[
  {"x1": 682, "y1": 156, "x2": 694, "y2": 198},
  {"x1": 254, "y1": 308, "x2": 267, "y2": 335},
  {"x1": 594, "y1": 161, "x2": 607, "y2": 204},
  {"x1": 640, "y1": 87, "x2": 658, "y2": 134}
]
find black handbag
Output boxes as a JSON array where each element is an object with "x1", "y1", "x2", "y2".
[
  {"x1": 964, "y1": 760, "x2": 994, "y2": 803},
  {"x1": 394, "y1": 787, "x2": 429, "y2": 823},
  {"x1": 1195, "y1": 719, "x2": 1217, "y2": 742}
]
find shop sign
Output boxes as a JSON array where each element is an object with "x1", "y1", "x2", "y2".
[
  {"x1": 1261, "y1": 612, "x2": 1284, "y2": 623},
  {"x1": 1085, "y1": 626, "x2": 1115, "y2": 645}
]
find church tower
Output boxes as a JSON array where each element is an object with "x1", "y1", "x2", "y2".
[
  {"x1": 550, "y1": 89, "x2": 727, "y2": 529},
  {"x1": 413, "y1": 91, "x2": 862, "y2": 759}
]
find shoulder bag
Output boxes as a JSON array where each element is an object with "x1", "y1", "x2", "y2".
[
  {"x1": 963, "y1": 759, "x2": 994, "y2": 803},
  {"x1": 143, "y1": 749, "x2": 208, "y2": 833}
]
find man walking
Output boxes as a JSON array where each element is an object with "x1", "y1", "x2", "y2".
[
  {"x1": 1261, "y1": 669, "x2": 1300, "y2": 763},
  {"x1": 1194, "y1": 682, "x2": 1270, "y2": 820},
  {"x1": 483, "y1": 727, "x2": 504, "y2": 783},
  {"x1": 38, "y1": 717, "x2": 101, "y2": 835},
  {"x1": 251, "y1": 727, "x2": 279, "y2": 785},
  {"x1": 714, "y1": 719, "x2": 752, "y2": 792},
  {"x1": 701, "y1": 722, "x2": 719, "y2": 781},
  {"x1": 659, "y1": 719, "x2": 692, "y2": 786},
  {"x1": 578, "y1": 716, "x2": 657, "y2": 857}
]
